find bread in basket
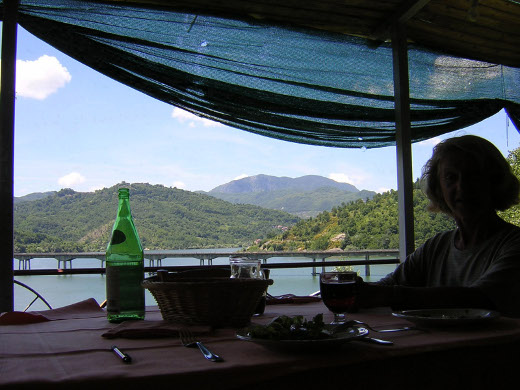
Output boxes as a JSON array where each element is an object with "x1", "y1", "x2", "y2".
[{"x1": 143, "y1": 268, "x2": 272, "y2": 327}]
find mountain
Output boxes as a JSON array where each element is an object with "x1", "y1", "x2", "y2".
[
  {"x1": 210, "y1": 174, "x2": 359, "y2": 193},
  {"x1": 207, "y1": 174, "x2": 376, "y2": 218},
  {"x1": 13, "y1": 183, "x2": 299, "y2": 253},
  {"x1": 14, "y1": 191, "x2": 56, "y2": 204}
]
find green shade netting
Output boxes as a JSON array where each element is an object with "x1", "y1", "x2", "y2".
[{"x1": 2, "y1": 0, "x2": 520, "y2": 148}]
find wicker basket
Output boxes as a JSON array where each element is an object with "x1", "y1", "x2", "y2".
[{"x1": 143, "y1": 270, "x2": 272, "y2": 327}]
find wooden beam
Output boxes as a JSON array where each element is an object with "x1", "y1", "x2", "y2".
[
  {"x1": 0, "y1": 0, "x2": 19, "y2": 312},
  {"x1": 391, "y1": 22, "x2": 415, "y2": 262},
  {"x1": 370, "y1": 0, "x2": 431, "y2": 41}
]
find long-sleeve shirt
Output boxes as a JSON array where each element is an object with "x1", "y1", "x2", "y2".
[{"x1": 378, "y1": 222, "x2": 520, "y2": 317}]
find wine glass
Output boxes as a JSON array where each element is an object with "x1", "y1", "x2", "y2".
[{"x1": 320, "y1": 271, "x2": 358, "y2": 324}]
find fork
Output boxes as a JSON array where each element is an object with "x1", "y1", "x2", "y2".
[
  {"x1": 337, "y1": 320, "x2": 416, "y2": 333},
  {"x1": 179, "y1": 329, "x2": 224, "y2": 362}
]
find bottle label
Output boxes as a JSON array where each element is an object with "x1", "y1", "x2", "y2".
[
  {"x1": 110, "y1": 229, "x2": 127, "y2": 245},
  {"x1": 106, "y1": 266, "x2": 121, "y2": 312},
  {"x1": 106, "y1": 263, "x2": 145, "y2": 315}
]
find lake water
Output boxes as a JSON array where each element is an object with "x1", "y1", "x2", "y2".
[{"x1": 13, "y1": 249, "x2": 398, "y2": 311}]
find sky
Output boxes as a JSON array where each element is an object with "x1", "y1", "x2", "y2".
[{"x1": 7, "y1": 26, "x2": 520, "y2": 197}]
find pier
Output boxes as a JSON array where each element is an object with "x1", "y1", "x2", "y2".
[{"x1": 13, "y1": 249, "x2": 400, "y2": 276}]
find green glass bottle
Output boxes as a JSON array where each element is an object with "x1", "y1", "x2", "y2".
[{"x1": 105, "y1": 188, "x2": 145, "y2": 323}]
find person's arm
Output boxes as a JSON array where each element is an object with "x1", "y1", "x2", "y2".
[{"x1": 356, "y1": 281, "x2": 495, "y2": 311}]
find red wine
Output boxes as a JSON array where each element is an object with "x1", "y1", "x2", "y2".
[{"x1": 320, "y1": 280, "x2": 356, "y2": 313}]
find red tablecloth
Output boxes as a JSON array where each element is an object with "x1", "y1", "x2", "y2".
[{"x1": 1, "y1": 299, "x2": 519, "y2": 390}]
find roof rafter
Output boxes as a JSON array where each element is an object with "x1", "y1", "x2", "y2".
[{"x1": 369, "y1": 0, "x2": 432, "y2": 41}]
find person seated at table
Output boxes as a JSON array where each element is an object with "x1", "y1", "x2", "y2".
[{"x1": 356, "y1": 135, "x2": 520, "y2": 317}]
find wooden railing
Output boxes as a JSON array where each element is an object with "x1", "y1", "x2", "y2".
[
  {"x1": 13, "y1": 249, "x2": 400, "y2": 276},
  {"x1": 13, "y1": 250, "x2": 400, "y2": 311}
]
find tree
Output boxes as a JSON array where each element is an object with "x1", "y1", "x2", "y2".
[{"x1": 499, "y1": 147, "x2": 520, "y2": 226}]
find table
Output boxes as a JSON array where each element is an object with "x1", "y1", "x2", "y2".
[{"x1": 1, "y1": 298, "x2": 520, "y2": 390}]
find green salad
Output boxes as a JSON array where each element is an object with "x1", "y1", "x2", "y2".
[{"x1": 247, "y1": 314, "x2": 330, "y2": 340}]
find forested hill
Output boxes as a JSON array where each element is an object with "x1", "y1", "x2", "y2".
[
  {"x1": 13, "y1": 183, "x2": 300, "y2": 253},
  {"x1": 13, "y1": 146, "x2": 520, "y2": 254},
  {"x1": 249, "y1": 186, "x2": 457, "y2": 252},
  {"x1": 207, "y1": 174, "x2": 376, "y2": 218},
  {"x1": 14, "y1": 191, "x2": 56, "y2": 204},
  {"x1": 250, "y1": 145, "x2": 520, "y2": 252}
]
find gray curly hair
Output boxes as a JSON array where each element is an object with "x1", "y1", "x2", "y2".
[{"x1": 421, "y1": 135, "x2": 519, "y2": 215}]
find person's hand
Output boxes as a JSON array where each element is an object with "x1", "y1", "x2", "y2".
[{"x1": 355, "y1": 277, "x2": 392, "y2": 308}]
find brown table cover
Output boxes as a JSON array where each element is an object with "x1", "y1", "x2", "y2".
[{"x1": 1, "y1": 298, "x2": 519, "y2": 390}]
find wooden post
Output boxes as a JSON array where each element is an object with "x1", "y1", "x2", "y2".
[
  {"x1": 364, "y1": 252, "x2": 371, "y2": 276},
  {"x1": 391, "y1": 23, "x2": 415, "y2": 263},
  {"x1": 0, "y1": 0, "x2": 19, "y2": 312}
]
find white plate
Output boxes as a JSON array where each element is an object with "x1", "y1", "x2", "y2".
[
  {"x1": 392, "y1": 308, "x2": 500, "y2": 326},
  {"x1": 236, "y1": 326, "x2": 369, "y2": 351}
]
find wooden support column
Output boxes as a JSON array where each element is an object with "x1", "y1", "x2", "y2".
[
  {"x1": 0, "y1": 0, "x2": 19, "y2": 312},
  {"x1": 391, "y1": 23, "x2": 415, "y2": 262}
]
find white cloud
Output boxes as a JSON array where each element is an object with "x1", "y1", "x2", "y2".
[
  {"x1": 58, "y1": 172, "x2": 86, "y2": 188},
  {"x1": 329, "y1": 171, "x2": 376, "y2": 189},
  {"x1": 328, "y1": 173, "x2": 354, "y2": 185},
  {"x1": 376, "y1": 187, "x2": 391, "y2": 194},
  {"x1": 233, "y1": 174, "x2": 249, "y2": 181},
  {"x1": 418, "y1": 137, "x2": 442, "y2": 146},
  {"x1": 172, "y1": 181, "x2": 186, "y2": 189},
  {"x1": 15, "y1": 55, "x2": 71, "y2": 99},
  {"x1": 171, "y1": 107, "x2": 223, "y2": 127}
]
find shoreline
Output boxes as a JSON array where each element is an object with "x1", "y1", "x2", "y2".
[{"x1": 13, "y1": 248, "x2": 398, "y2": 311}]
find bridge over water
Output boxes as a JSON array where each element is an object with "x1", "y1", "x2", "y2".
[{"x1": 13, "y1": 249, "x2": 400, "y2": 276}]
